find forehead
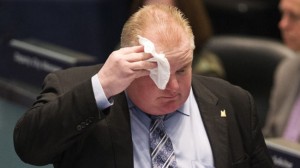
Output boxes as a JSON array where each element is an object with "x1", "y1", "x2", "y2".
[
  {"x1": 155, "y1": 38, "x2": 193, "y2": 60},
  {"x1": 148, "y1": 39, "x2": 193, "y2": 72},
  {"x1": 280, "y1": 0, "x2": 300, "y2": 11},
  {"x1": 166, "y1": 49, "x2": 193, "y2": 68},
  {"x1": 141, "y1": 18, "x2": 194, "y2": 66}
]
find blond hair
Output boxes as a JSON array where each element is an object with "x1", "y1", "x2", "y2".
[{"x1": 120, "y1": 4, "x2": 195, "y2": 50}]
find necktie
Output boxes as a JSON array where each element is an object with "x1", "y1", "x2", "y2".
[
  {"x1": 283, "y1": 95, "x2": 300, "y2": 142},
  {"x1": 149, "y1": 115, "x2": 177, "y2": 168}
]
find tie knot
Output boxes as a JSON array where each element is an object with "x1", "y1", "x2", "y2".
[
  {"x1": 150, "y1": 115, "x2": 165, "y2": 128},
  {"x1": 150, "y1": 115, "x2": 165, "y2": 121}
]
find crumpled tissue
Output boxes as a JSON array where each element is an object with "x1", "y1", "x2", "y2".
[{"x1": 138, "y1": 35, "x2": 170, "y2": 90}]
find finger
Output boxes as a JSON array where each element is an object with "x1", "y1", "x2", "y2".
[
  {"x1": 130, "y1": 60, "x2": 157, "y2": 71},
  {"x1": 126, "y1": 52, "x2": 153, "y2": 62},
  {"x1": 119, "y1": 45, "x2": 144, "y2": 55},
  {"x1": 134, "y1": 69, "x2": 151, "y2": 79}
]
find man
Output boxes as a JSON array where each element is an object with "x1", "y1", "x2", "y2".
[
  {"x1": 263, "y1": 0, "x2": 300, "y2": 142},
  {"x1": 278, "y1": 0, "x2": 300, "y2": 52},
  {"x1": 263, "y1": 56, "x2": 300, "y2": 141},
  {"x1": 14, "y1": 5, "x2": 273, "y2": 168}
]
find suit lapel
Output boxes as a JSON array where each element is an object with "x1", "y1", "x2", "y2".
[
  {"x1": 105, "y1": 93, "x2": 133, "y2": 168},
  {"x1": 192, "y1": 79, "x2": 231, "y2": 168}
]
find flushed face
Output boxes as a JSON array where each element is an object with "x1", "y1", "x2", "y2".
[{"x1": 126, "y1": 38, "x2": 193, "y2": 116}]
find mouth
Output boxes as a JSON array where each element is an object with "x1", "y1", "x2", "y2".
[{"x1": 162, "y1": 94, "x2": 179, "y2": 99}]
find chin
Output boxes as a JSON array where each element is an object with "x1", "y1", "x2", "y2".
[
  {"x1": 152, "y1": 110, "x2": 176, "y2": 116},
  {"x1": 161, "y1": 104, "x2": 182, "y2": 114},
  {"x1": 146, "y1": 105, "x2": 180, "y2": 116}
]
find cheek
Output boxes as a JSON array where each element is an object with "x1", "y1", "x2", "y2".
[
  {"x1": 295, "y1": 24, "x2": 300, "y2": 34},
  {"x1": 180, "y1": 73, "x2": 192, "y2": 86},
  {"x1": 127, "y1": 77, "x2": 162, "y2": 113},
  {"x1": 127, "y1": 76, "x2": 160, "y2": 99},
  {"x1": 289, "y1": 23, "x2": 300, "y2": 33},
  {"x1": 136, "y1": 76, "x2": 158, "y2": 91}
]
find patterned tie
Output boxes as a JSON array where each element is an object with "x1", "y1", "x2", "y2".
[{"x1": 149, "y1": 115, "x2": 177, "y2": 168}]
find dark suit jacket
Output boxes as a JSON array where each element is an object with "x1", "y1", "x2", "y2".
[{"x1": 14, "y1": 64, "x2": 273, "y2": 168}]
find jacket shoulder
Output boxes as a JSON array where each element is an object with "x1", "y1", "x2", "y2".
[{"x1": 192, "y1": 75, "x2": 248, "y2": 97}]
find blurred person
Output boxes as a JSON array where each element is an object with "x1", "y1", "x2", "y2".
[
  {"x1": 263, "y1": 56, "x2": 300, "y2": 142},
  {"x1": 278, "y1": 0, "x2": 300, "y2": 52},
  {"x1": 263, "y1": 0, "x2": 300, "y2": 142},
  {"x1": 129, "y1": 0, "x2": 226, "y2": 78},
  {"x1": 14, "y1": 4, "x2": 272, "y2": 168}
]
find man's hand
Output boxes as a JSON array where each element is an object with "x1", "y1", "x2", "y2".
[{"x1": 97, "y1": 46, "x2": 156, "y2": 98}]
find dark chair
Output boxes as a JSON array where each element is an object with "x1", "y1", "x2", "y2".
[
  {"x1": 203, "y1": 35, "x2": 296, "y2": 127},
  {"x1": 203, "y1": 0, "x2": 281, "y2": 39}
]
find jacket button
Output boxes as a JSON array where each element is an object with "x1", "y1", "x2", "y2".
[
  {"x1": 86, "y1": 118, "x2": 92, "y2": 124},
  {"x1": 76, "y1": 125, "x2": 82, "y2": 131},
  {"x1": 81, "y1": 122, "x2": 86, "y2": 128}
]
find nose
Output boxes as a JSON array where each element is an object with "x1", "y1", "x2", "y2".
[
  {"x1": 279, "y1": 13, "x2": 289, "y2": 30},
  {"x1": 165, "y1": 75, "x2": 179, "y2": 91}
]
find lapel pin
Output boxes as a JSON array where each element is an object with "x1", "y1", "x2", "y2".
[{"x1": 220, "y1": 109, "x2": 226, "y2": 117}]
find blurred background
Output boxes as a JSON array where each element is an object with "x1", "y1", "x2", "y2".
[{"x1": 2, "y1": 0, "x2": 296, "y2": 167}]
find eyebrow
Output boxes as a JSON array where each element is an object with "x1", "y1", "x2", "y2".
[{"x1": 179, "y1": 62, "x2": 192, "y2": 70}]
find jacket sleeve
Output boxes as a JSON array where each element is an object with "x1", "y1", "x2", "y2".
[
  {"x1": 243, "y1": 91, "x2": 274, "y2": 168},
  {"x1": 13, "y1": 72, "x2": 101, "y2": 165}
]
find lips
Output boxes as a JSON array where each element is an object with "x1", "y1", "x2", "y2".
[{"x1": 162, "y1": 94, "x2": 179, "y2": 99}]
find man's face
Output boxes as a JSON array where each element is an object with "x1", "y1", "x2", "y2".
[
  {"x1": 126, "y1": 38, "x2": 193, "y2": 116},
  {"x1": 279, "y1": 0, "x2": 300, "y2": 51}
]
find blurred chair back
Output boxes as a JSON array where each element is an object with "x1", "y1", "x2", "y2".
[
  {"x1": 203, "y1": 35, "x2": 296, "y2": 126},
  {"x1": 203, "y1": 0, "x2": 280, "y2": 39}
]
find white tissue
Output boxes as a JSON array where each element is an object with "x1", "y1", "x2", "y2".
[{"x1": 138, "y1": 35, "x2": 170, "y2": 90}]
